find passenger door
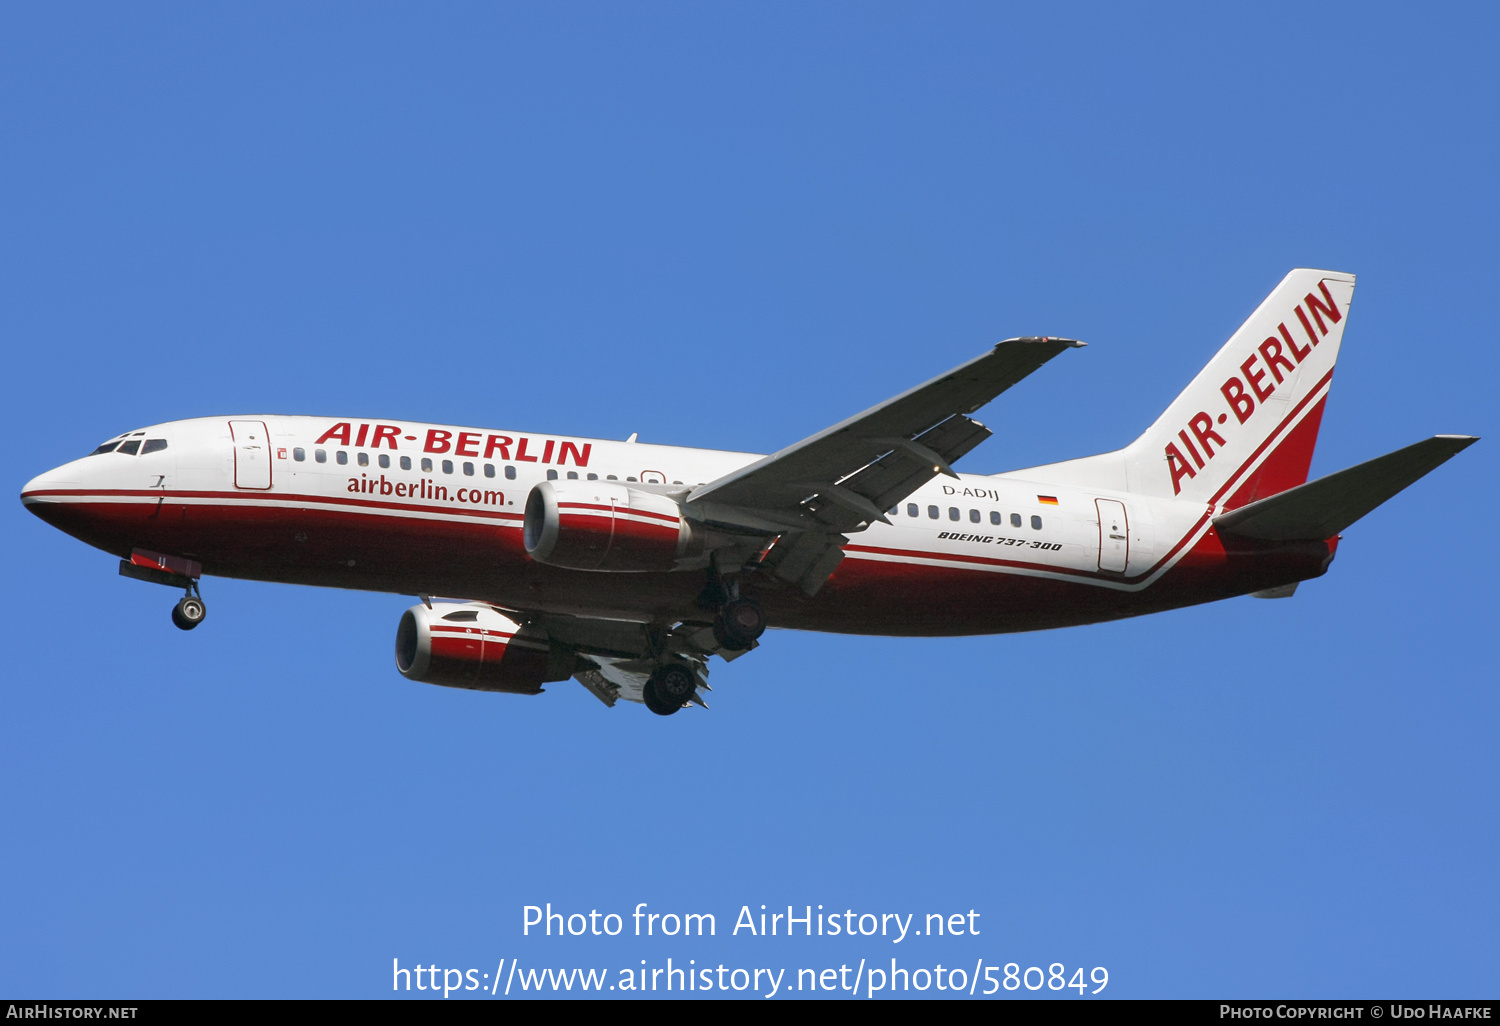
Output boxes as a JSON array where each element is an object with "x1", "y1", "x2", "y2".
[
  {"x1": 229, "y1": 420, "x2": 272, "y2": 489},
  {"x1": 1095, "y1": 498, "x2": 1128, "y2": 573}
]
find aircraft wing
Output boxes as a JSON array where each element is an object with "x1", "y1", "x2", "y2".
[{"x1": 686, "y1": 337, "x2": 1083, "y2": 593}]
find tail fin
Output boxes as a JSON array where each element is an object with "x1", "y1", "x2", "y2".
[{"x1": 1122, "y1": 269, "x2": 1356, "y2": 509}]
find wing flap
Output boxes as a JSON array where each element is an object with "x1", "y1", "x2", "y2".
[
  {"x1": 759, "y1": 531, "x2": 849, "y2": 595},
  {"x1": 845, "y1": 413, "x2": 993, "y2": 514},
  {"x1": 1214, "y1": 435, "x2": 1478, "y2": 541}
]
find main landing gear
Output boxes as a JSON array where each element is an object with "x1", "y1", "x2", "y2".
[
  {"x1": 638, "y1": 563, "x2": 768, "y2": 717},
  {"x1": 643, "y1": 663, "x2": 698, "y2": 717},
  {"x1": 699, "y1": 559, "x2": 768, "y2": 652},
  {"x1": 171, "y1": 581, "x2": 207, "y2": 631},
  {"x1": 713, "y1": 597, "x2": 766, "y2": 651}
]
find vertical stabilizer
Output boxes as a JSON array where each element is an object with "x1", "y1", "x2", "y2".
[{"x1": 1122, "y1": 269, "x2": 1355, "y2": 509}]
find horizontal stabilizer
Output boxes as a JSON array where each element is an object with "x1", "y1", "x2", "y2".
[{"x1": 1214, "y1": 435, "x2": 1478, "y2": 541}]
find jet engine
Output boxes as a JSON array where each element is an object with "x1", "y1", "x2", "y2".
[
  {"x1": 523, "y1": 480, "x2": 697, "y2": 571},
  {"x1": 395, "y1": 602, "x2": 577, "y2": 694}
]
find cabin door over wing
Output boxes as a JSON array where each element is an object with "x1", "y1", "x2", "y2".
[
  {"x1": 1095, "y1": 498, "x2": 1128, "y2": 573},
  {"x1": 229, "y1": 420, "x2": 272, "y2": 489}
]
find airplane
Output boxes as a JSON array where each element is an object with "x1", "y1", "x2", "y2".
[{"x1": 20, "y1": 269, "x2": 1477, "y2": 716}]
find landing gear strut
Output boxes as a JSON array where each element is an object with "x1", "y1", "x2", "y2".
[
  {"x1": 643, "y1": 663, "x2": 697, "y2": 716},
  {"x1": 171, "y1": 581, "x2": 206, "y2": 631}
]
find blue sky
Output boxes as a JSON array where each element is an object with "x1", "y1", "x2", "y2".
[{"x1": 2, "y1": 2, "x2": 1496, "y2": 999}]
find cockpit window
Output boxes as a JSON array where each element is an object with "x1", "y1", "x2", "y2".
[
  {"x1": 88, "y1": 441, "x2": 121, "y2": 456},
  {"x1": 141, "y1": 439, "x2": 168, "y2": 455},
  {"x1": 116, "y1": 439, "x2": 142, "y2": 456}
]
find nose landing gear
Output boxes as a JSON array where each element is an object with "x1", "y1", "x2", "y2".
[{"x1": 171, "y1": 582, "x2": 207, "y2": 631}]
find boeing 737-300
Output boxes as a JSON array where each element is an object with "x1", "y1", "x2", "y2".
[{"x1": 20, "y1": 270, "x2": 1477, "y2": 715}]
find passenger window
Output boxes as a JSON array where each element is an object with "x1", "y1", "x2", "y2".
[
  {"x1": 1031, "y1": 515, "x2": 1042, "y2": 530},
  {"x1": 463, "y1": 462, "x2": 474, "y2": 476},
  {"x1": 1010, "y1": 513, "x2": 1022, "y2": 527},
  {"x1": 505, "y1": 466, "x2": 516, "y2": 480},
  {"x1": 379, "y1": 454, "x2": 390, "y2": 469},
  {"x1": 969, "y1": 509, "x2": 980, "y2": 523},
  {"x1": 672, "y1": 480, "x2": 682, "y2": 485},
  {"x1": 421, "y1": 458, "x2": 433, "y2": 472},
  {"x1": 626, "y1": 476, "x2": 637, "y2": 482},
  {"x1": 567, "y1": 471, "x2": 578, "y2": 479},
  {"x1": 142, "y1": 439, "x2": 168, "y2": 455},
  {"x1": 907, "y1": 503, "x2": 919, "y2": 517},
  {"x1": 990, "y1": 511, "x2": 1001, "y2": 525},
  {"x1": 607, "y1": 475, "x2": 618, "y2": 480},
  {"x1": 357, "y1": 452, "x2": 368, "y2": 467},
  {"x1": 587, "y1": 473, "x2": 598, "y2": 481},
  {"x1": 547, "y1": 469, "x2": 559, "y2": 480},
  {"x1": 117, "y1": 439, "x2": 141, "y2": 456},
  {"x1": 928, "y1": 505, "x2": 939, "y2": 519},
  {"x1": 484, "y1": 464, "x2": 495, "y2": 478},
  {"x1": 315, "y1": 449, "x2": 327, "y2": 463},
  {"x1": 948, "y1": 507, "x2": 960, "y2": 521},
  {"x1": 336, "y1": 451, "x2": 348, "y2": 465},
  {"x1": 293, "y1": 447, "x2": 305, "y2": 462},
  {"x1": 400, "y1": 456, "x2": 411, "y2": 471},
  {"x1": 441, "y1": 460, "x2": 453, "y2": 474}
]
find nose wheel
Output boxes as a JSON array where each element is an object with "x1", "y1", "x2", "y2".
[{"x1": 171, "y1": 582, "x2": 207, "y2": 631}]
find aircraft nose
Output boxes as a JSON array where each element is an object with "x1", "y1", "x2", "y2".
[{"x1": 21, "y1": 461, "x2": 83, "y2": 527}]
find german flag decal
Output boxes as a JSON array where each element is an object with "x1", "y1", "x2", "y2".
[{"x1": 1038, "y1": 495, "x2": 1059, "y2": 505}]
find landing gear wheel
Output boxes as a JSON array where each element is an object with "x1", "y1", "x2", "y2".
[
  {"x1": 171, "y1": 595, "x2": 206, "y2": 631},
  {"x1": 713, "y1": 597, "x2": 766, "y2": 651},
  {"x1": 643, "y1": 663, "x2": 697, "y2": 716}
]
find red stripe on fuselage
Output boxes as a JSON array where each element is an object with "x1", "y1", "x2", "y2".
[{"x1": 556, "y1": 501, "x2": 680, "y2": 525}]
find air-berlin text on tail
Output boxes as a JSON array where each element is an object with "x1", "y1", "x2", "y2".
[
  {"x1": 1165, "y1": 281, "x2": 1342, "y2": 494},
  {"x1": 314, "y1": 422, "x2": 592, "y2": 467}
]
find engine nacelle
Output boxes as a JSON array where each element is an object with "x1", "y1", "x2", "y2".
[
  {"x1": 523, "y1": 480, "x2": 696, "y2": 571},
  {"x1": 395, "y1": 602, "x2": 576, "y2": 694}
]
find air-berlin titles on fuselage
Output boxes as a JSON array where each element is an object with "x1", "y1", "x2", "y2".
[
  {"x1": 1165, "y1": 281, "x2": 1342, "y2": 495},
  {"x1": 314, "y1": 422, "x2": 592, "y2": 467}
]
